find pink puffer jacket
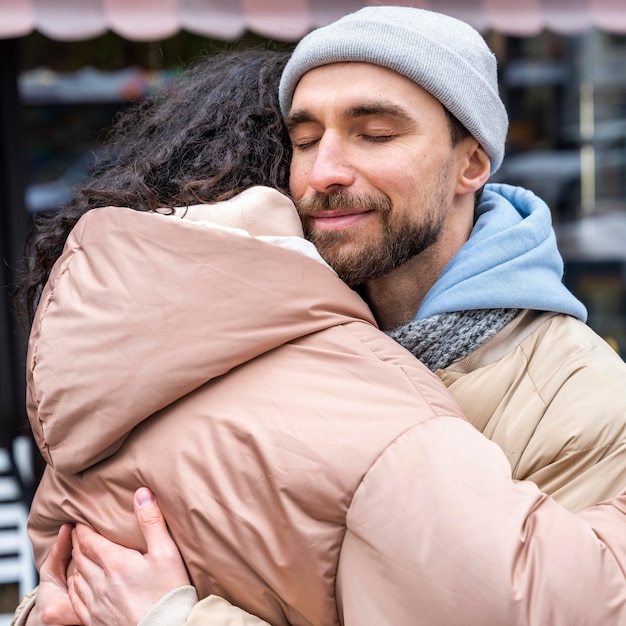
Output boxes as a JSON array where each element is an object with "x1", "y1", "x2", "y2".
[{"x1": 26, "y1": 207, "x2": 626, "y2": 626}]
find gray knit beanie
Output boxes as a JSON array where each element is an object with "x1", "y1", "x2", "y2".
[{"x1": 279, "y1": 6, "x2": 508, "y2": 174}]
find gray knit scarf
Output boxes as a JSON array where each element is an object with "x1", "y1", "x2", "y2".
[{"x1": 386, "y1": 308, "x2": 520, "y2": 372}]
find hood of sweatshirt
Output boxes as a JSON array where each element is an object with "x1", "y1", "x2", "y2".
[
  {"x1": 27, "y1": 207, "x2": 375, "y2": 473},
  {"x1": 416, "y1": 183, "x2": 587, "y2": 322}
]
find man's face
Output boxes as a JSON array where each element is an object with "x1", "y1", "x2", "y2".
[{"x1": 286, "y1": 62, "x2": 465, "y2": 287}]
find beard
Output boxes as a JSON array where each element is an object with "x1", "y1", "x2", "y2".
[{"x1": 296, "y1": 189, "x2": 447, "y2": 288}]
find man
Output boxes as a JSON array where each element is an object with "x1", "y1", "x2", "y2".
[
  {"x1": 16, "y1": 6, "x2": 626, "y2": 626},
  {"x1": 275, "y1": 5, "x2": 624, "y2": 513}
]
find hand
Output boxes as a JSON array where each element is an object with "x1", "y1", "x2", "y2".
[
  {"x1": 68, "y1": 488, "x2": 191, "y2": 626},
  {"x1": 25, "y1": 523, "x2": 81, "y2": 625}
]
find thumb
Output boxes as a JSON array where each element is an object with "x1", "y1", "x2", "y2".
[
  {"x1": 41, "y1": 523, "x2": 73, "y2": 581},
  {"x1": 133, "y1": 488, "x2": 170, "y2": 554}
]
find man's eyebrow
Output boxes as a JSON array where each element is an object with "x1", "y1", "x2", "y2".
[
  {"x1": 344, "y1": 102, "x2": 412, "y2": 122},
  {"x1": 285, "y1": 109, "x2": 315, "y2": 130},
  {"x1": 286, "y1": 101, "x2": 412, "y2": 130}
]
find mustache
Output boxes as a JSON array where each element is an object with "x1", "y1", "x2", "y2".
[{"x1": 296, "y1": 191, "x2": 392, "y2": 217}]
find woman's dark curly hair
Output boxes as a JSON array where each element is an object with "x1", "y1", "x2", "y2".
[{"x1": 14, "y1": 47, "x2": 292, "y2": 325}]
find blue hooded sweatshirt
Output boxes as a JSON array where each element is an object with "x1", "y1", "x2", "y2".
[{"x1": 416, "y1": 183, "x2": 588, "y2": 322}]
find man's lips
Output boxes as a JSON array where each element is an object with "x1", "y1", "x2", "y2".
[{"x1": 308, "y1": 209, "x2": 373, "y2": 231}]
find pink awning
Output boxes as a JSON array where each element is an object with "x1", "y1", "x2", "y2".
[{"x1": 1, "y1": 0, "x2": 626, "y2": 42}]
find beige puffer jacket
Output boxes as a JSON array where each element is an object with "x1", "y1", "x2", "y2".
[
  {"x1": 437, "y1": 307, "x2": 626, "y2": 513},
  {"x1": 26, "y1": 207, "x2": 626, "y2": 625}
]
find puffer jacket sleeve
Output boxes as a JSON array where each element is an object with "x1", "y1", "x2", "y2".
[
  {"x1": 185, "y1": 596, "x2": 272, "y2": 626},
  {"x1": 338, "y1": 415, "x2": 626, "y2": 626}
]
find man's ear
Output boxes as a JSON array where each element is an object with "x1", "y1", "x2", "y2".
[{"x1": 456, "y1": 141, "x2": 491, "y2": 195}]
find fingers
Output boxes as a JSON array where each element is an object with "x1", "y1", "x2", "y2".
[
  {"x1": 71, "y1": 488, "x2": 170, "y2": 569},
  {"x1": 31, "y1": 524, "x2": 83, "y2": 625},
  {"x1": 69, "y1": 526, "x2": 128, "y2": 626},
  {"x1": 40, "y1": 523, "x2": 73, "y2": 582},
  {"x1": 72, "y1": 523, "x2": 123, "y2": 569},
  {"x1": 67, "y1": 569, "x2": 90, "y2": 626},
  {"x1": 133, "y1": 488, "x2": 174, "y2": 557}
]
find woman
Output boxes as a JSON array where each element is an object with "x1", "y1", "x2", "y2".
[{"x1": 14, "y1": 46, "x2": 474, "y2": 625}]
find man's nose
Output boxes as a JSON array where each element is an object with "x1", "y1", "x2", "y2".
[{"x1": 307, "y1": 136, "x2": 355, "y2": 193}]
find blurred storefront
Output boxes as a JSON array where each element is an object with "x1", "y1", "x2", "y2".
[
  {"x1": 1, "y1": 0, "x2": 626, "y2": 451},
  {"x1": 490, "y1": 26, "x2": 626, "y2": 356}
]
